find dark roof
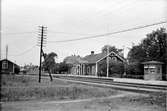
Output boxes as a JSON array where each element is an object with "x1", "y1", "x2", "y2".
[
  {"x1": 83, "y1": 53, "x2": 106, "y2": 64},
  {"x1": 64, "y1": 55, "x2": 88, "y2": 64},
  {"x1": 142, "y1": 61, "x2": 164, "y2": 64},
  {"x1": 0, "y1": 59, "x2": 20, "y2": 67},
  {"x1": 83, "y1": 51, "x2": 125, "y2": 64},
  {"x1": 64, "y1": 51, "x2": 126, "y2": 65}
]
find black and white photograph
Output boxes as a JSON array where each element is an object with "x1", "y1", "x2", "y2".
[{"x1": 0, "y1": 0, "x2": 167, "y2": 111}]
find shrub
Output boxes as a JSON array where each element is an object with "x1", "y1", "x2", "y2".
[
  {"x1": 14, "y1": 67, "x2": 20, "y2": 74},
  {"x1": 98, "y1": 61, "x2": 125, "y2": 77},
  {"x1": 126, "y1": 62, "x2": 144, "y2": 79}
]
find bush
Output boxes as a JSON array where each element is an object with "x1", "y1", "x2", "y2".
[
  {"x1": 14, "y1": 67, "x2": 20, "y2": 74},
  {"x1": 98, "y1": 61, "x2": 125, "y2": 77},
  {"x1": 126, "y1": 62, "x2": 144, "y2": 79}
]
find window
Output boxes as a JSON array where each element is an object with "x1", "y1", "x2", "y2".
[
  {"x1": 111, "y1": 57, "x2": 117, "y2": 62},
  {"x1": 150, "y1": 68, "x2": 155, "y2": 73},
  {"x1": 87, "y1": 66, "x2": 90, "y2": 74},
  {"x1": 144, "y1": 68, "x2": 149, "y2": 73},
  {"x1": 2, "y1": 61, "x2": 8, "y2": 69},
  {"x1": 157, "y1": 66, "x2": 160, "y2": 73},
  {"x1": 110, "y1": 53, "x2": 114, "y2": 56}
]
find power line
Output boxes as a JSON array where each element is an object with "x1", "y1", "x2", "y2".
[
  {"x1": 79, "y1": 0, "x2": 137, "y2": 24},
  {"x1": 1, "y1": 31, "x2": 36, "y2": 35},
  {"x1": 48, "y1": 31, "x2": 93, "y2": 36},
  {"x1": 47, "y1": 21, "x2": 167, "y2": 43},
  {"x1": 9, "y1": 45, "x2": 36, "y2": 57}
]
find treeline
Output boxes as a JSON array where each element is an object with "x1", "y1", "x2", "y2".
[
  {"x1": 127, "y1": 27, "x2": 167, "y2": 80},
  {"x1": 96, "y1": 28, "x2": 167, "y2": 79},
  {"x1": 44, "y1": 62, "x2": 72, "y2": 74}
]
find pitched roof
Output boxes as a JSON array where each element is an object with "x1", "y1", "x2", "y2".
[
  {"x1": 0, "y1": 59, "x2": 20, "y2": 67},
  {"x1": 84, "y1": 51, "x2": 126, "y2": 64},
  {"x1": 64, "y1": 51, "x2": 126, "y2": 65},
  {"x1": 64, "y1": 55, "x2": 88, "y2": 64},
  {"x1": 83, "y1": 53, "x2": 106, "y2": 64},
  {"x1": 141, "y1": 61, "x2": 164, "y2": 64}
]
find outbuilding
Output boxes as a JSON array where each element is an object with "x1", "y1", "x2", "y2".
[
  {"x1": 142, "y1": 61, "x2": 163, "y2": 80},
  {"x1": 0, "y1": 59, "x2": 20, "y2": 74}
]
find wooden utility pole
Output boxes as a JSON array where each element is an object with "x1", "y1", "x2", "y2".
[
  {"x1": 123, "y1": 45, "x2": 126, "y2": 77},
  {"x1": 0, "y1": 32, "x2": 1, "y2": 60},
  {"x1": 6, "y1": 45, "x2": 8, "y2": 60},
  {"x1": 38, "y1": 26, "x2": 47, "y2": 83},
  {"x1": 107, "y1": 45, "x2": 109, "y2": 77}
]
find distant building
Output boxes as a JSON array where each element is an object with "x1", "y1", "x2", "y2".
[
  {"x1": 64, "y1": 51, "x2": 126, "y2": 76},
  {"x1": 0, "y1": 59, "x2": 20, "y2": 74}
]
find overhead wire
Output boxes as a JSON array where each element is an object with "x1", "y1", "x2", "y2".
[
  {"x1": 9, "y1": 45, "x2": 37, "y2": 57},
  {"x1": 1, "y1": 31, "x2": 36, "y2": 35},
  {"x1": 1, "y1": 21, "x2": 166, "y2": 57},
  {"x1": 79, "y1": 0, "x2": 137, "y2": 26},
  {"x1": 47, "y1": 21, "x2": 167, "y2": 43},
  {"x1": 47, "y1": 31, "x2": 92, "y2": 36}
]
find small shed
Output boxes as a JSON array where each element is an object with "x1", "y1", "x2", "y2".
[
  {"x1": 0, "y1": 59, "x2": 20, "y2": 74},
  {"x1": 142, "y1": 61, "x2": 163, "y2": 80}
]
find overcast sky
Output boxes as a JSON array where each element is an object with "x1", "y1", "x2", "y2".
[{"x1": 1, "y1": 0, "x2": 167, "y2": 66}]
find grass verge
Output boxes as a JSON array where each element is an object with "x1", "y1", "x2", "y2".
[{"x1": 1, "y1": 74, "x2": 120, "y2": 102}]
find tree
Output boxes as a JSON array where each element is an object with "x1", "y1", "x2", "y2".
[
  {"x1": 127, "y1": 27, "x2": 167, "y2": 80},
  {"x1": 14, "y1": 67, "x2": 20, "y2": 74},
  {"x1": 58, "y1": 62, "x2": 72, "y2": 74},
  {"x1": 128, "y1": 27, "x2": 167, "y2": 63},
  {"x1": 97, "y1": 59, "x2": 124, "y2": 77},
  {"x1": 127, "y1": 45, "x2": 147, "y2": 63},
  {"x1": 126, "y1": 62, "x2": 144, "y2": 79},
  {"x1": 42, "y1": 52, "x2": 58, "y2": 81},
  {"x1": 101, "y1": 45, "x2": 123, "y2": 54}
]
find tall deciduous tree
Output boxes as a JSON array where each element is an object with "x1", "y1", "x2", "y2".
[
  {"x1": 128, "y1": 27, "x2": 167, "y2": 63},
  {"x1": 102, "y1": 45, "x2": 123, "y2": 54},
  {"x1": 42, "y1": 52, "x2": 58, "y2": 81},
  {"x1": 128, "y1": 27, "x2": 167, "y2": 80}
]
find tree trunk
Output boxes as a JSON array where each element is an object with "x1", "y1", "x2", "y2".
[{"x1": 48, "y1": 69, "x2": 53, "y2": 81}]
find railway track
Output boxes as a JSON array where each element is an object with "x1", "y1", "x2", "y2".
[
  {"x1": 25, "y1": 74, "x2": 167, "y2": 92},
  {"x1": 53, "y1": 75, "x2": 167, "y2": 92}
]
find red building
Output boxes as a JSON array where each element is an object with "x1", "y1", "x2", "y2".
[
  {"x1": 64, "y1": 51, "x2": 126, "y2": 76},
  {"x1": 0, "y1": 59, "x2": 20, "y2": 74}
]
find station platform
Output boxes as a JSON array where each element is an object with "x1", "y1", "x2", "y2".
[
  {"x1": 55, "y1": 74, "x2": 167, "y2": 86},
  {"x1": 111, "y1": 77, "x2": 167, "y2": 86}
]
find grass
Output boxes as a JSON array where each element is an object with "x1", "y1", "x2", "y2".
[
  {"x1": 1, "y1": 74, "x2": 120, "y2": 102},
  {"x1": 96, "y1": 93, "x2": 167, "y2": 111},
  {"x1": 1, "y1": 74, "x2": 166, "y2": 111},
  {"x1": 125, "y1": 93, "x2": 166, "y2": 107}
]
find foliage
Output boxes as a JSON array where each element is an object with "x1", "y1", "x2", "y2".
[
  {"x1": 51, "y1": 62, "x2": 72, "y2": 74},
  {"x1": 14, "y1": 67, "x2": 20, "y2": 74},
  {"x1": 58, "y1": 62, "x2": 72, "y2": 74},
  {"x1": 98, "y1": 60, "x2": 124, "y2": 77},
  {"x1": 127, "y1": 27, "x2": 167, "y2": 80},
  {"x1": 126, "y1": 62, "x2": 144, "y2": 79},
  {"x1": 1, "y1": 75, "x2": 118, "y2": 101},
  {"x1": 42, "y1": 52, "x2": 58, "y2": 73},
  {"x1": 128, "y1": 27, "x2": 167, "y2": 63},
  {"x1": 109, "y1": 62, "x2": 124, "y2": 77},
  {"x1": 102, "y1": 45, "x2": 123, "y2": 54}
]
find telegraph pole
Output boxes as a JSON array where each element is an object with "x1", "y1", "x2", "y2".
[
  {"x1": 38, "y1": 26, "x2": 47, "y2": 83},
  {"x1": 0, "y1": 32, "x2": 1, "y2": 60},
  {"x1": 6, "y1": 45, "x2": 8, "y2": 60},
  {"x1": 123, "y1": 45, "x2": 126, "y2": 77},
  {"x1": 107, "y1": 45, "x2": 109, "y2": 77}
]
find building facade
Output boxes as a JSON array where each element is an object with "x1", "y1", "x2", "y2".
[
  {"x1": 65, "y1": 51, "x2": 126, "y2": 76},
  {"x1": 142, "y1": 61, "x2": 164, "y2": 80},
  {"x1": 0, "y1": 59, "x2": 20, "y2": 74}
]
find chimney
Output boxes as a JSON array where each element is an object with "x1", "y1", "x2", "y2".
[{"x1": 91, "y1": 51, "x2": 94, "y2": 55}]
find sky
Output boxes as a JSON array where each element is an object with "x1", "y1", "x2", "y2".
[{"x1": 1, "y1": 0, "x2": 167, "y2": 66}]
